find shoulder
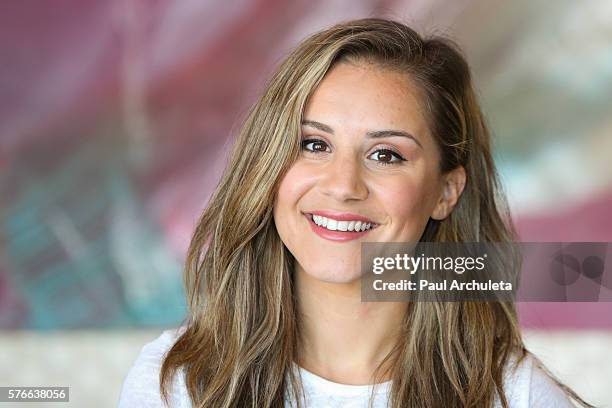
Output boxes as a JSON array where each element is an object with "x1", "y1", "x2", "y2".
[
  {"x1": 117, "y1": 326, "x2": 188, "y2": 408},
  {"x1": 501, "y1": 352, "x2": 575, "y2": 408}
]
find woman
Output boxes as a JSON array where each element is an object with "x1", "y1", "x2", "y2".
[{"x1": 119, "y1": 18, "x2": 593, "y2": 407}]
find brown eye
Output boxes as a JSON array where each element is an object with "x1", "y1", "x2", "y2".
[
  {"x1": 301, "y1": 139, "x2": 331, "y2": 153},
  {"x1": 368, "y1": 149, "x2": 405, "y2": 166},
  {"x1": 312, "y1": 141, "x2": 326, "y2": 151},
  {"x1": 378, "y1": 151, "x2": 392, "y2": 162}
]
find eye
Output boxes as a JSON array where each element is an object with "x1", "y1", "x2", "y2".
[
  {"x1": 301, "y1": 138, "x2": 331, "y2": 154},
  {"x1": 368, "y1": 148, "x2": 406, "y2": 166}
]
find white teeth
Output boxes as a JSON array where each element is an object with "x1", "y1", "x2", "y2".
[
  {"x1": 327, "y1": 219, "x2": 338, "y2": 230},
  {"x1": 311, "y1": 214, "x2": 373, "y2": 232}
]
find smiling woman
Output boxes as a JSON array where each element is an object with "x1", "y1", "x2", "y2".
[
  {"x1": 118, "y1": 18, "x2": 593, "y2": 408},
  {"x1": 274, "y1": 61, "x2": 466, "y2": 285}
]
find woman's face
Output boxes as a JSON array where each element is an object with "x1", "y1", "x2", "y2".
[{"x1": 273, "y1": 61, "x2": 463, "y2": 283}]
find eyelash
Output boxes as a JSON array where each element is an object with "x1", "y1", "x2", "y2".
[{"x1": 300, "y1": 138, "x2": 406, "y2": 166}]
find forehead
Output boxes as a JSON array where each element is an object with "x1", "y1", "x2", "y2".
[{"x1": 303, "y1": 61, "x2": 430, "y2": 136}]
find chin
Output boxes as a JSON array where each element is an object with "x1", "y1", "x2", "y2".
[{"x1": 306, "y1": 268, "x2": 363, "y2": 284}]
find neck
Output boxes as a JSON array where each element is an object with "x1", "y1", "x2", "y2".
[{"x1": 294, "y1": 263, "x2": 408, "y2": 385}]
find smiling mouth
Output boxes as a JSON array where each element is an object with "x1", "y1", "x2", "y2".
[{"x1": 304, "y1": 213, "x2": 379, "y2": 233}]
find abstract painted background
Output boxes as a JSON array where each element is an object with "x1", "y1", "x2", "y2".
[
  {"x1": 2, "y1": 0, "x2": 611, "y2": 330},
  {"x1": 1, "y1": 0, "x2": 611, "y2": 406}
]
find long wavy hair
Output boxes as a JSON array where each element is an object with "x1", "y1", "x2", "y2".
[{"x1": 160, "y1": 18, "x2": 594, "y2": 408}]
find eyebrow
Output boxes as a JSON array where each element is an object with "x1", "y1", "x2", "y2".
[{"x1": 301, "y1": 119, "x2": 423, "y2": 149}]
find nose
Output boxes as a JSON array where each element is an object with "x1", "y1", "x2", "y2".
[{"x1": 318, "y1": 151, "x2": 369, "y2": 201}]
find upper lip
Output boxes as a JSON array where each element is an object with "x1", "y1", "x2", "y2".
[{"x1": 304, "y1": 210, "x2": 378, "y2": 225}]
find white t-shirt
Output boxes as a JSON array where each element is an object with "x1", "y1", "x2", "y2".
[{"x1": 118, "y1": 327, "x2": 576, "y2": 407}]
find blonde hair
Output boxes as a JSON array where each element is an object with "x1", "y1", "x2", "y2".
[{"x1": 160, "y1": 18, "x2": 594, "y2": 408}]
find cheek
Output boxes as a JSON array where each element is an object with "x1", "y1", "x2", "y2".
[
  {"x1": 373, "y1": 174, "x2": 439, "y2": 230},
  {"x1": 273, "y1": 163, "x2": 315, "y2": 239},
  {"x1": 274, "y1": 164, "x2": 313, "y2": 211}
]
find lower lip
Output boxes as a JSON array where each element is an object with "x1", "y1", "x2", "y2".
[{"x1": 304, "y1": 214, "x2": 375, "y2": 242}]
